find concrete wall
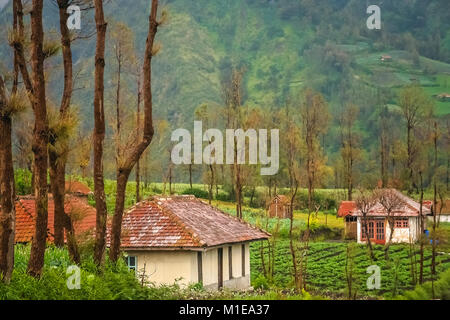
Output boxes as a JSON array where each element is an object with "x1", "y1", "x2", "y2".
[
  {"x1": 386, "y1": 217, "x2": 420, "y2": 243},
  {"x1": 127, "y1": 250, "x2": 197, "y2": 287},
  {"x1": 125, "y1": 242, "x2": 252, "y2": 290},
  {"x1": 428, "y1": 215, "x2": 450, "y2": 223},
  {"x1": 356, "y1": 217, "x2": 421, "y2": 244}
]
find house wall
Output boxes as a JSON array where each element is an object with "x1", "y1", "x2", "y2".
[
  {"x1": 127, "y1": 250, "x2": 197, "y2": 287},
  {"x1": 428, "y1": 215, "x2": 450, "y2": 223},
  {"x1": 386, "y1": 217, "x2": 420, "y2": 243},
  {"x1": 125, "y1": 242, "x2": 252, "y2": 290},
  {"x1": 356, "y1": 217, "x2": 421, "y2": 244},
  {"x1": 269, "y1": 203, "x2": 288, "y2": 218}
]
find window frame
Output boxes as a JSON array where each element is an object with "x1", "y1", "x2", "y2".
[
  {"x1": 395, "y1": 218, "x2": 409, "y2": 229},
  {"x1": 125, "y1": 255, "x2": 137, "y2": 271}
]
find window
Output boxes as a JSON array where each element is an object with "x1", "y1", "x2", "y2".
[
  {"x1": 125, "y1": 256, "x2": 137, "y2": 271},
  {"x1": 395, "y1": 218, "x2": 409, "y2": 228},
  {"x1": 361, "y1": 221, "x2": 374, "y2": 239}
]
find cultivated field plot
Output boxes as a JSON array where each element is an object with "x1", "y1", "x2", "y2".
[{"x1": 250, "y1": 241, "x2": 450, "y2": 298}]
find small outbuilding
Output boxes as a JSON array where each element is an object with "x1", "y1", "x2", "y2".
[
  {"x1": 436, "y1": 93, "x2": 450, "y2": 102},
  {"x1": 380, "y1": 55, "x2": 392, "y2": 62},
  {"x1": 268, "y1": 195, "x2": 292, "y2": 219},
  {"x1": 425, "y1": 199, "x2": 450, "y2": 223},
  {"x1": 116, "y1": 195, "x2": 270, "y2": 290},
  {"x1": 338, "y1": 190, "x2": 431, "y2": 244}
]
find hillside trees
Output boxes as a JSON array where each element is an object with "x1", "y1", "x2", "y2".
[
  {"x1": 280, "y1": 103, "x2": 303, "y2": 289},
  {"x1": 339, "y1": 104, "x2": 361, "y2": 201},
  {"x1": 300, "y1": 88, "x2": 330, "y2": 231},
  {"x1": 399, "y1": 86, "x2": 432, "y2": 194},
  {"x1": 298, "y1": 88, "x2": 330, "y2": 290},
  {"x1": 222, "y1": 68, "x2": 245, "y2": 219}
]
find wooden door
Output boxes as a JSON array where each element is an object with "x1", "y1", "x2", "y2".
[
  {"x1": 362, "y1": 220, "x2": 385, "y2": 244},
  {"x1": 375, "y1": 220, "x2": 385, "y2": 245}
]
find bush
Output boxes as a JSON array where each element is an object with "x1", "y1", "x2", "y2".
[
  {"x1": 253, "y1": 275, "x2": 270, "y2": 290},
  {"x1": 15, "y1": 169, "x2": 32, "y2": 195},
  {"x1": 216, "y1": 191, "x2": 233, "y2": 201},
  {"x1": 398, "y1": 268, "x2": 450, "y2": 300},
  {"x1": 181, "y1": 187, "x2": 209, "y2": 199}
]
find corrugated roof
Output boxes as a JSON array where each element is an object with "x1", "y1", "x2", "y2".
[{"x1": 117, "y1": 196, "x2": 270, "y2": 250}]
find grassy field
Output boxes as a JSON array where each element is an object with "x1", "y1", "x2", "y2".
[{"x1": 250, "y1": 240, "x2": 450, "y2": 299}]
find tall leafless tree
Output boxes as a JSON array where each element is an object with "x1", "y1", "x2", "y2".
[
  {"x1": 355, "y1": 190, "x2": 377, "y2": 261},
  {"x1": 109, "y1": 0, "x2": 161, "y2": 262},
  {"x1": 0, "y1": 76, "x2": 17, "y2": 283},
  {"x1": 377, "y1": 189, "x2": 405, "y2": 261},
  {"x1": 93, "y1": 0, "x2": 108, "y2": 266},
  {"x1": 27, "y1": 0, "x2": 49, "y2": 277}
]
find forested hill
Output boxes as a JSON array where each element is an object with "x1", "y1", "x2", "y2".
[{"x1": 0, "y1": 0, "x2": 449, "y2": 181}]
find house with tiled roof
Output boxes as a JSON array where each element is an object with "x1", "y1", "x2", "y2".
[
  {"x1": 65, "y1": 180, "x2": 93, "y2": 202},
  {"x1": 338, "y1": 189, "x2": 431, "y2": 244},
  {"x1": 112, "y1": 195, "x2": 270, "y2": 290},
  {"x1": 15, "y1": 195, "x2": 96, "y2": 243},
  {"x1": 424, "y1": 199, "x2": 450, "y2": 223}
]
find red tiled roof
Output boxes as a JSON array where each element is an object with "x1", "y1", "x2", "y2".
[
  {"x1": 115, "y1": 196, "x2": 270, "y2": 250},
  {"x1": 338, "y1": 201, "x2": 356, "y2": 217},
  {"x1": 65, "y1": 181, "x2": 92, "y2": 196},
  {"x1": 15, "y1": 196, "x2": 96, "y2": 243},
  {"x1": 338, "y1": 190, "x2": 431, "y2": 218},
  {"x1": 424, "y1": 200, "x2": 450, "y2": 214}
]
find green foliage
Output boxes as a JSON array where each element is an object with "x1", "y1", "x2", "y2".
[
  {"x1": 398, "y1": 268, "x2": 450, "y2": 300},
  {"x1": 14, "y1": 169, "x2": 32, "y2": 195},
  {"x1": 0, "y1": 244, "x2": 324, "y2": 300},
  {"x1": 181, "y1": 187, "x2": 209, "y2": 199}
]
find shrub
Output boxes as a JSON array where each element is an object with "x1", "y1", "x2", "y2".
[{"x1": 181, "y1": 187, "x2": 209, "y2": 199}]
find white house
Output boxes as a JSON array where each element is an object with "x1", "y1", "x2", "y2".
[
  {"x1": 338, "y1": 190, "x2": 432, "y2": 244},
  {"x1": 115, "y1": 195, "x2": 270, "y2": 290}
]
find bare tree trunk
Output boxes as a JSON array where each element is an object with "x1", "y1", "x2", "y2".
[
  {"x1": 93, "y1": 0, "x2": 108, "y2": 266},
  {"x1": 384, "y1": 217, "x2": 395, "y2": 261},
  {"x1": 362, "y1": 214, "x2": 375, "y2": 261},
  {"x1": 136, "y1": 77, "x2": 141, "y2": 203},
  {"x1": 109, "y1": 0, "x2": 159, "y2": 263},
  {"x1": 431, "y1": 121, "x2": 438, "y2": 297},
  {"x1": 11, "y1": 0, "x2": 34, "y2": 104},
  {"x1": 418, "y1": 172, "x2": 425, "y2": 284},
  {"x1": 0, "y1": 76, "x2": 16, "y2": 283},
  {"x1": 27, "y1": 0, "x2": 49, "y2": 278},
  {"x1": 288, "y1": 183, "x2": 299, "y2": 289},
  {"x1": 189, "y1": 163, "x2": 193, "y2": 189},
  {"x1": 50, "y1": 0, "x2": 76, "y2": 249}
]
